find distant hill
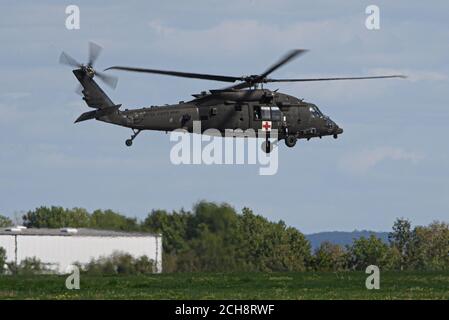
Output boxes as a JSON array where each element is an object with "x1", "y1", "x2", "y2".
[{"x1": 306, "y1": 231, "x2": 389, "y2": 250}]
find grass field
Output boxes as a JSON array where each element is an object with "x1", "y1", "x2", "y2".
[{"x1": 0, "y1": 271, "x2": 448, "y2": 299}]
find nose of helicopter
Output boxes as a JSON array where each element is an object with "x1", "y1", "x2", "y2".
[
  {"x1": 324, "y1": 117, "x2": 343, "y2": 138},
  {"x1": 333, "y1": 125, "x2": 343, "y2": 139}
]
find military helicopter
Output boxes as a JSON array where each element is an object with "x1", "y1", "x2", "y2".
[{"x1": 60, "y1": 42, "x2": 405, "y2": 153}]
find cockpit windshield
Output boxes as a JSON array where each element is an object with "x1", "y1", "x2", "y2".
[{"x1": 309, "y1": 104, "x2": 323, "y2": 118}]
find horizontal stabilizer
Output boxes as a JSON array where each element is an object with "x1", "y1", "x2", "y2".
[
  {"x1": 75, "y1": 111, "x2": 96, "y2": 123},
  {"x1": 75, "y1": 104, "x2": 121, "y2": 123}
]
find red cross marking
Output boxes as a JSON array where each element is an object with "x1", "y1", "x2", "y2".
[{"x1": 262, "y1": 121, "x2": 271, "y2": 131}]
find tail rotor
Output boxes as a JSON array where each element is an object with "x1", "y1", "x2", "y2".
[{"x1": 59, "y1": 41, "x2": 118, "y2": 90}]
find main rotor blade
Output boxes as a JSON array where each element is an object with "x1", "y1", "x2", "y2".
[
  {"x1": 88, "y1": 42, "x2": 103, "y2": 67},
  {"x1": 95, "y1": 71, "x2": 118, "y2": 89},
  {"x1": 59, "y1": 51, "x2": 82, "y2": 68},
  {"x1": 266, "y1": 75, "x2": 407, "y2": 82},
  {"x1": 105, "y1": 66, "x2": 244, "y2": 83},
  {"x1": 258, "y1": 49, "x2": 308, "y2": 80},
  {"x1": 224, "y1": 74, "x2": 406, "y2": 90}
]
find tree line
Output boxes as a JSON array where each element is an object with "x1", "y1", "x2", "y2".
[{"x1": 1, "y1": 202, "x2": 448, "y2": 272}]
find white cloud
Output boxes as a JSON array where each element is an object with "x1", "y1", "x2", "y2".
[
  {"x1": 144, "y1": 18, "x2": 364, "y2": 57},
  {"x1": 339, "y1": 146, "x2": 424, "y2": 174}
]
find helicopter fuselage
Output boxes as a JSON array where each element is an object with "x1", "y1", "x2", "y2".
[{"x1": 100, "y1": 89, "x2": 343, "y2": 145}]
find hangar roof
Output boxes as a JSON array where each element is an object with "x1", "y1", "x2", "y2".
[{"x1": 0, "y1": 227, "x2": 161, "y2": 238}]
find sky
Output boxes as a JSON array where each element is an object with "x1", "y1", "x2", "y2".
[{"x1": 0, "y1": 0, "x2": 448, "y2": 233}]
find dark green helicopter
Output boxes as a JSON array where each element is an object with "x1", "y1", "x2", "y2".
[{"x1": 60, "y1": 43, "x2": 405, "y2": 153}]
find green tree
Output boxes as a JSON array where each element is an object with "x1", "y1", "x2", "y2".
[
  {"x1": 347, "y1": 235, "x2": 392, "y2": 270},
  {"x1": 89, "y1": 209, "x2": 139, "y2": 231},
  {"x1": 83, "y1": 252, "x2": 155, "y2": 275},
  {"x1": 22, "y1": 206, "x2": 137, "y2": 231},
  {"x1": 6, "y1": 257, "x2": 48, "y2": 275},
  {"x1": 389, "y1": 218, "x2": 412, "y2": 270},
  {"x1": 142, "y1": 209, "x2": 191, "y2": 253},
  {"x1": 237, "y1": 207, "x2": 310, "y2": 272},
  {"x1": 142, "y1": 202, "x2": 311, "y2": 272},
  {"x1": 188, "y1": 202, "x2": 242, "y2": 271},
  {"x1": 0, "y1": 215, "x2": 12, "y2": 228},
  {"x1": 22, "y1": 206, "x2": 90, "y2": 228},
  {"x1": 409, "y1": 221, "x2": 449, "y2": 270},
  {"x1": 313, "y1": 241, "x2": 347, "y2": 271}
]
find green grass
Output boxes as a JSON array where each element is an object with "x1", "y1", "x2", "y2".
[{"x1": 0, "y1": 271, "x2": 448, "y2": 299}]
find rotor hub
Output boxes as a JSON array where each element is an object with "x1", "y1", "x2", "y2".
[{"x1": 85, "y1": 65, "x2": 95, "y2": 77}]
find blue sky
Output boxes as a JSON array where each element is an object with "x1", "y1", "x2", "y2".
[{"x1": 0, "y1": 0, "x2": 448, "y2": 233}]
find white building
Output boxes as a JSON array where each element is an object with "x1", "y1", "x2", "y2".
[{"x1": 0, "y1": 227, "x2": 162, "y2": 273}]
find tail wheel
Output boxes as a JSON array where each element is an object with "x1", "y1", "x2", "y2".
[
  {"x1": 285, "y1": 135, "x2": 297, "y2": 148},
  {"x1": 125, "y1": 139, "x2": 133, "y2": 147}
]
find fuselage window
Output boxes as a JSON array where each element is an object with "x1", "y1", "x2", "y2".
[
  {"x1": 271, "y1": 106, "x2": 282, "y2": 121},
  {"x1": 261, "y1": 106, "x2": 271, "y2": 120},
  {"x1": 254, "y1": 105, "x2": 281, "y2": 121},
  {"x1": 254, "y1": 106, "x2": 262, "y2": 120}
]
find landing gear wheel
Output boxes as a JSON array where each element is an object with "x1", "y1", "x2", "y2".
[
  {"x1": 125, "y1": 129, "x2": 141, "y2": 147},
  {"x1": 262, "y1": 140, "x2": 273, "y2": 153},
  {"x1": 285, "y1": 135, "x2": 297, "y2": 148}
]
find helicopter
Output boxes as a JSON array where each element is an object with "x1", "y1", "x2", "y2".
[{"x1": 60, "y1": 42, "x2": 405, "y2": 153}]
